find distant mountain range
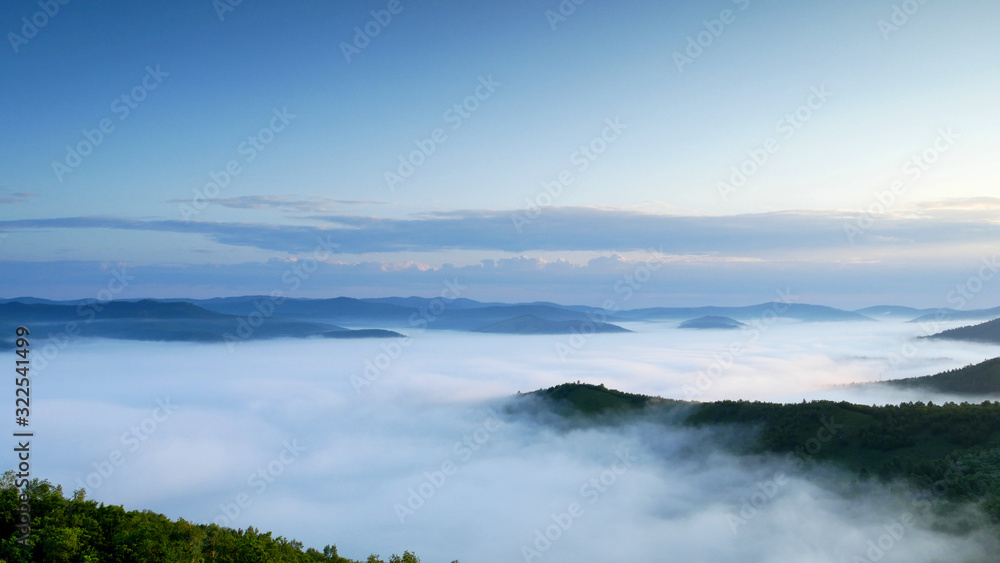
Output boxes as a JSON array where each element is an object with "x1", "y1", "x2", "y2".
[
  {"x1": 851, "y1": 305, "x2": 1000, "y2": 324},
  {"x1": 908, "y1": 307, "x2": 1000, "y2": 324},
  {"x1": 178, "y1": 295, "x2": 1000, "y2": 325},
  {"x1": 617, "y1": 302, "x2": 872, "y2": 322},
  {"x1": 678, "y1": 316, "x2": 746, "y2": 330},
  {"x1": 0, "y1": 300, "x2": 386, "y2": 345},
  {"x1": 854, "y1": 305, "x2": 938, "y2": 321},
  {"x1": 472, "y1": 314, "x2": 631, "y2": 335},
  {"x1": 0, "y1": 298, "x2": 630, "y2": 343},
  {"x1": 2, "y1": 295, "x2": 999, "y2": 346},
  {"x1": 175, "y1": 296, "x2": 1000, "y2": 324},
  {"x1": 0, "y1": 300, "x2": 225, "y2": 321}
]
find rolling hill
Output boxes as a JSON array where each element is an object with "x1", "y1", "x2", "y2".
[
  {"x1": 0, "y1": 300, "x2": 401, "y2": 344},
  {"x1": 191, "y1": 296, "x2": 414, "y2": 325},
  {"x1": 322, "y1": 329, "x2": 404, "y2": 339},
  {"x1": 0, "y1": 300, "x2": 226, "y2": 321},
  {"x1": 909, "y1": 306, "x2": 1000, "y2": 324},
  {"x1": 471, "y1": 314, "x2": 631, "y2": 335},
  {"x1": 879, "y1": 356, "x2": 1000, "y2": 395},
  {"x1": 522, "y1": 382, "x2": 1000, "y2": 523},
  {"x1": 926, "y1": 317, "x2": 1000, "y2": 345},
  {"x1": 854, "y1": 305, "x2": 942, "y2": 321},
  {"x1": 616, "y1": 302, "x2": 873, "y2": 322},
  {"x1": 678, "y1": 316, "x2": 746, "y2": 329}
]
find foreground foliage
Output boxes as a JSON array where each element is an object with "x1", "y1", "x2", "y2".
[{"x1": 0, "y1": 476, "x2": 446, "y2": 563}]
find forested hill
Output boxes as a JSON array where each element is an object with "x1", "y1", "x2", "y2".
[
  {"x1": 927, "y1": 317, "x2": 1000, "y2": 345},
  {"x1": 524, "y1": 382, "x2": 1000, "y2": 523},
  {"x1": 524, "y1": 382, "x2": 662, "y2": 414},
  {"x1": 0, "y1": 475, "x2": 453, "y2": 563},
  {"x1": 880, "y1": 356, "x2": 1000, "y2": 395}
]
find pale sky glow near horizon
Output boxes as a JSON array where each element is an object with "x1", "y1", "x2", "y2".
[{"x1": 2, "y1": 0, "x2": 1000, "y2": 308}]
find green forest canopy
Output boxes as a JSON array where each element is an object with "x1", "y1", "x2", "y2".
[{"x1": 0, "y1": 474, "x2": 455, "y2": 563}]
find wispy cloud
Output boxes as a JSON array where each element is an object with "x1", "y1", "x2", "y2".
[
  {"x1": 909, "y1": 197, "x2": 1000, "y2": 223},
  {"x1": 165, "y1": 195, "x2": 385, "y2": 213},
  {"x1": 2, "y1": 245, "x2": 997, "y2": 308},
  {"x1": 0, "y1": 189, "x2": 39, "y2": 205},
  {"x1": 914, "y1": 197, "x2": 1000, "y2": 211},
  {"x1": 1, "y1": 206, "x2": 997, "y2": 257}
]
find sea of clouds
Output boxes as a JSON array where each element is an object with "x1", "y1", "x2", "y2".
[{"x1": 14, "y1": 318, "x2": 1000, "y2": 562}]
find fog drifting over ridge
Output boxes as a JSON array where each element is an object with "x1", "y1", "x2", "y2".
[{"x1": 17, "y1": 320, "x2": 1000, "y2": 562}]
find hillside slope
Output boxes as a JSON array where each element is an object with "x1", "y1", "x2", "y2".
[
  {"x1": 472, "y1": 315, "x2": 631, "y2": 335},
  {"x1": 927, "y1": 318, "x2": 1000, "y2": 345},
  {"x1": 0, "y1": 475, "x2": 443, "y2": 563},
  {"x1": 524, "y1": 382, "x2": 1000, "y2": 523},
  {"x1": 880, "y1": 356, "x2": 1000, "y2": 395}
]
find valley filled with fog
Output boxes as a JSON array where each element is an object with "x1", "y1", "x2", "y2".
[{"x1": 28, "y1": 320, "x2": 1000, "y2": 562}]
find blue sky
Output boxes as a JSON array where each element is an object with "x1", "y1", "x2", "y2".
[{"x1": 2, "y1": 0, "x2": 999, "y2": 307}]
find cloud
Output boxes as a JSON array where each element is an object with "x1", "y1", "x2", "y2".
[
  {"x1": 2, "y1": 206, "x2": 999, "y2": 256},
  {"x1": 0, "y1": 189, "x2": 39, "y2": 204},
  {"x1": 30, "y1": 332, "x2": 1000, "y2": 562},
  {"x1": 165, "y1": 195, "x2": 385, "y2": 213},
  {"x1": 909, "y1": 197, "x2": 1000, "y2": 224},
  {"x1": 3, "y1": 249, "x2": 999, "y2": 309},
  {"x1": 2, "y1": 206, "x2": 999, "y2": 307},
  {"x1": 914, "y1": 197, "x2": 1000, "y2": 212}
]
